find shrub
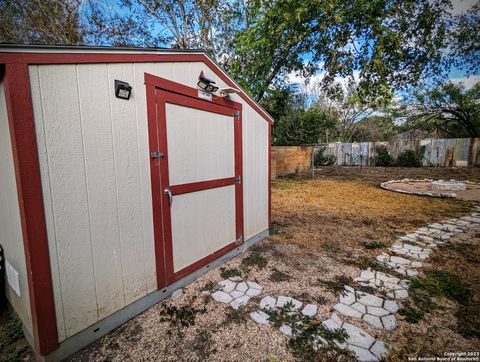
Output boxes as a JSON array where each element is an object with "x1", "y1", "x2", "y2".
[
  {"x1": 314, "y1": 147, "x2": 336, "y2": 166},
  {"x1": 396, "y1": 149, "x2": 422, "y2": 167},
  {"x1": 372, "y1": 145, "x2": 393, "y2": 166}
]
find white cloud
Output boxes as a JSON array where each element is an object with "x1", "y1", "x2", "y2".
[{"x1": 449, "y1": 75, "x2": 480, "y2": 88}]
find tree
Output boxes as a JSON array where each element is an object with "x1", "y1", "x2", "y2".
[
  {"x1": 0, "y1": 0, "x2": 87, "y2": 45},
  {"x1": 450, "y1": 3, "x2": 480, "y2": 76},
  {"x1": 229, "y1": 0, "x2": 477, "y2": 102},
  {"x1": 313, "y1": 81, "x2": 381, "y2": 142},
  {"x1": 273, "y1": 107, "x2": 338, "y2": 146},
  {"x1": 403, "y1": 82, "x2": 480, "y2": 138},
  {"x1": 353, "y1": 115, "x2": 398, "y2": 142}
]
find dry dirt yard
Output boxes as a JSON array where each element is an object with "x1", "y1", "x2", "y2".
[{"x1": 2, "y1": 167, "x2": 479, "y2": 361}]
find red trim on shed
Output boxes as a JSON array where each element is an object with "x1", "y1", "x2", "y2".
[
  {"x1": 145, "y1": 73, "x2": 243, "y2": 287},
  {"x1": 268, "y1": 122, "x2": 272, "y2": 229},
  {"x1": 170, "y1": 177, "x2": 236, "y2": 195},
  {"x1": 3, "y1": 63, "x2": 59, "y2": 355},
  {"x1": 0, "y1": 51, "x2": 273, "y2": 125}
]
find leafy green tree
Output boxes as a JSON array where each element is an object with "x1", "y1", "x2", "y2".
[
  {"x1": 273, "y1": 107, "x2": 338, "y2": 145},
  {"x1": 402, "y1": 82, "x2": 480, "y2": 138},
  {"x1": 229, "y1": 0, "x2": 476, "y2": 102}
]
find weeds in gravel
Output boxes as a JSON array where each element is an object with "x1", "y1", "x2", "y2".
[
  {"x1": 269, "y1": 268, "x2": 292, "y2": 283},
  {"x1": 264, "y1": 303, "x2": 352, "y2": 361},
  {"x1": 191, "y1": 326, "x2": 217, "y2": 360},
  {"x1": 223, "y1": 306, "x2": 249, "y2": 326},
  {"x1": 159, "y1": 304, "x2": 206, "y2": 337},
  {"x1": 343, "y1": 257, "x2": 396, "y2": 276},
  {"x1": 318, "y1": 275, "x2": 354, "y2": 295},
  {"x1": 201, "y1": 281, "x2": 220, "y2": 293},
  {"x1": 362, "y1": 241, "x2": 386, "y2": 249},
  {"x1": 219, "y1": 267, "x2": 242, "y2": 280},
  {"x1": 0, "y1": 313, "x2": 27, "y2": 362},
  {"x1": 241, "y1": 251, "x2": 268, "y2": 270}
]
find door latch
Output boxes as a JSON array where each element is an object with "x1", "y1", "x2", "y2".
[
  {"x1": 164, "y1": 189, "x2": 173, "y2": 207},
  {"x1": 151, "y1": 151, "x2": 165, "y2": 159}
]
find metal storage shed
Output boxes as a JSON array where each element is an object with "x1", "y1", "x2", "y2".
[{"x1": 0, "y1": 45, "x2": 272, "y2": 360}]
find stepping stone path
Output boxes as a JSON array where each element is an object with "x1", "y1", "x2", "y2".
[
  {"x1": 355, "y1": 268, "x2": 409, "y2": 300},
  {"x1": 228, "y1": 206, "x2": 480, "y2": 361},
  {"x1": 211, "y1": 277, "x2": 262, "y2": 309},
  {"x1": 333, "y1": 286, "x2": 398, "y2": 330},
  {"x1": 376, "y1": 253, "x2": 422, "y2": 276},
  {"x1": 250, "y1": 297, "x2": 388, "y2": 361},
  {"x1": 389, "y1": 241, "x2": 431, "y2": 259},
  {"x1": 323, "y1": 313, "x2": 388, "y2": 361}
]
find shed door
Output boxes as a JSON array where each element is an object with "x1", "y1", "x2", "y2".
[{"x1": 147, "y1": 77, "x2": 243, "y2": 287}]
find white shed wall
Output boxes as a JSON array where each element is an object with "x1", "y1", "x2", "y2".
[
  {"x1": 29, "y1": 60, "x2": 269, "y2": 341},
  {"x1": 0, "y1": 81, "x2": 33, "y2": 335}
]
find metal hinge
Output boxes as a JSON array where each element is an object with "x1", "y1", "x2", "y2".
[
  {"x1": 235, "y1": 235, "x2": 243, "y2": 245},
  {"x1": 235, "y1": 176, "x2": 241, "y2": 184},
  {"x1": 151, "y1": 151, "x2": 165, "y2": 159},
  {"x1": 233, "y1": 111, "x2": 240, "y2": 119}
]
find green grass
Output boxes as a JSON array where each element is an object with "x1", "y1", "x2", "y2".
[{"x1": 399, "y1": 270, "x2": 473, "y2": 328}]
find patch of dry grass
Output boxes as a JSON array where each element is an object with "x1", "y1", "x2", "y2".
[{"x1": 271, "y1": 178, "x2": 473, "y2": 262}]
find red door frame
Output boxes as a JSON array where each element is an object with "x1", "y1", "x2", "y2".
[{"x1": 145, "y1": 73, "x2": 243, "y2": 287}]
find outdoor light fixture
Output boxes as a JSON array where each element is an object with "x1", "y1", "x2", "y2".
[
  {"x1": 219, "y1": 87, "x2": 240, "y2": 98},
  {"x1": 115, "y1": 80, "x2": 132, "y2": 100},
  {"x1": 197, "y1": 71, "x2": 219, "y2": 93}
]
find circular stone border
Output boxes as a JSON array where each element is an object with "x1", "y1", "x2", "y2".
[{"x1": 380, "y1": 178, "x2": 480, "y2": 199}]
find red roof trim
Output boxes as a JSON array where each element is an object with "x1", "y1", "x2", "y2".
[{"x1": 0, "y1": 51, "x2": 273, "y2": 124}]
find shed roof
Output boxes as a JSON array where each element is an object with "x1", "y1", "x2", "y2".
[{"x1": 0, "y1": 44, "x2": 274, "y2": 124}]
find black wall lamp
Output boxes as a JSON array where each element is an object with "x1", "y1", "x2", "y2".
[
  {"x1": 115, "y1": 80, "x2": 132, "y2": 100},
  {"x1": 197, "y1": 71, "x2": 219, "y2": 93}
]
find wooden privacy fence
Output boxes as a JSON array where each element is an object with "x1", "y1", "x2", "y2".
[
  {"x1": 271, "y1": 146, "x2": 313, "y2": 178},
  {"x1": 315, "y1": 138, "x2": 480, "y2": 167}
]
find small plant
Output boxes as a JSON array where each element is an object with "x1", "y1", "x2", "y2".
[
  {"x1": 264, "y1": 303, "x2": 352, "y2": 361},
  {"x1": 219, "y1": 267, "x2": 242, "y2": 279},
  {"x1": 318, "y1": 275, "x2": 354, "y2": 295},
  {"x1": 372, "y1": 145, "x2": 393, "y2": 167},
  {"x1": 159, "y1": 304, "x2": 205, "y2": 337},
  {"x1": 223, "y1": 306, "x2": 249, "y2": 326},
  {"x1": 241, "y1": 251, "x2": 268, "y2": 270},
  {"x1": 396, "y1": 149, "x2": 422, "y2": 167},
  {"x1": 269, "y1": 268, "x2": 292, "y2": 282},
  {"x1": 201, "y1": 281, "x2": 220, "y2": 293},
  {"x1": 362, "y1": 241, "x2": 386, "y2": 249},
  {"x1": 314, "y1": 147, "x2": 336, "y2": 166}
]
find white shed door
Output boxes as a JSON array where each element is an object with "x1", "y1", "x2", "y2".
[{"x1": 147, "y1": 75, "x2": 243, "y2": 287}]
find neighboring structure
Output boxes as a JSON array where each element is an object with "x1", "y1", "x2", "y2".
[{"x1": 0, "y1": 45, "x2": 272, "y2": 360}]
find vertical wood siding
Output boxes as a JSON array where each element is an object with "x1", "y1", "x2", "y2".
[
  {"x1": 29, "y1": 61, "x2": 269, "y2": 340},
  {"x1": 0, "y1": 81, "x2": 34, "y2": 336},
  {"x1": 166, "y1": 103, "x2": 234, "y2": 185},
  {"x1": 171, "y1": 186, "x2": 236, "y2": 272}
]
